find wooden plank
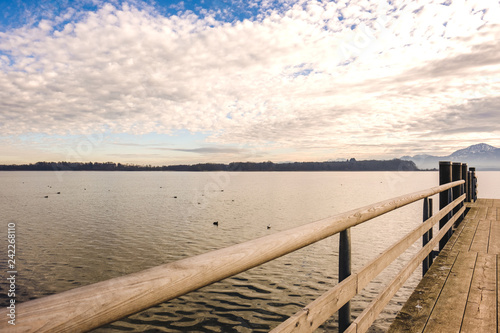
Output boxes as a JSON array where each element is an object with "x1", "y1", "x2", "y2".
[
  {"x1": 486, "y1": 207, "x2": 496, "y2": 220},
  {"x1": 268, "y1": 274, "x2": 358, "y2": 333},
  {"x1": 461, "y1": 253, "x2": 497, "y2": 332},
  {"x1": 483, "y1": 199, "x2": 492, "y2": 207},
  {"x1": 488, "y1": 221, "x2": 500, "y2": 254},
  {"x1": 449, "y1": 218, "x2": 480, "y2": 254},
  {"x1": 423, "y1": 251, "x2": 477, "y2": 333},
  {"x1": 497, "y1": 207, "x2": 500, "y2": 220},
  {"x1": 387, "y1": 252, "x2": 457, "y2": 333},
  {"x1": 474, "y1": 199, "x2": 486, "y2": 207},
  {"x1": 464, "y1": 206, "x2": 478, "y2": 221},
  {"x1": 476, "y1": 206, "x2": 488, "y2": 220},
  {"x1": 476, "y1": 199, "x2": 491, "y2": 207},
  {"x1": 343, "y1": 323, "x2": 357, "y2": 333},
  {"x1": 469, "y1": 220, "x2": 492, "y2": 253}
]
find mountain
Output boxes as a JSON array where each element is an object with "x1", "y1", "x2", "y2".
[
  {"x1": 402, "y1": 143, "x2": 500, "y2": 170},
  {"x1": 450, "y1": 143, "x2": 498, "y2": 158}
]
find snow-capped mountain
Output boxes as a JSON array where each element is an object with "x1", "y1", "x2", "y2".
[
  {"x1": 450, "y1": 143, "x2": 498, "y2": 158},
  {"x1": 402, "y1": 143, "x2": 500, "y2": 170}
]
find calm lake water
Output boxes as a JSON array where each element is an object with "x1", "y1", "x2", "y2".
[{"x1": 1, "y1": 171, "x2": 499, "y2": 332}]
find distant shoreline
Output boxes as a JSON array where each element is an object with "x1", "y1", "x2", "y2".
[{"x1": 0, "y1": 159, "x2": 424, "y2": 172}]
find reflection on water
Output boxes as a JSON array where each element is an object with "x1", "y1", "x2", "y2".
[{"x1": 1, "y1": 171, "x2": 498, "y2": 332}]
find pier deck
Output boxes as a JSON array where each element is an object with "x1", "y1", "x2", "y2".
[{"x1": 389, "y1": 198, "x2": 500, "y2": 332}]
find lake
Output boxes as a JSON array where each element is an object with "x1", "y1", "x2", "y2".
[{"x1": 1, "y1": 170, "x2": 499, "y2": 332}]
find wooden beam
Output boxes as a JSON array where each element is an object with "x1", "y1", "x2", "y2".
[
  {"x1": 464, "y1": 206, "x2": 479, "y2": 220},
  {"x1": 450, "y1": 218, "x2": 480, "y2": 254},
  {"x1": 486, "y1": 207, "x2": 497, "y2": 220},
  {"x1": 498, "y1": 254, "x2": 500, "y2": 333},
  {"x1": 387, "y1": 253, "x2": 458, "y2": 333},
  {"x1": 461, "y1": 252, "x2": 497, "y2": 332},
  {"x1": 476, "y1": 207, "x2": 488, "y2": 219},
  {"x1": 488, "y1": 221, "x2": 500, "y2": 254},
  {"x1": 268, "y1": 274, "x2": 357, "y2": 333},
  {"x1": 469, "y1": 220, "x2": 492, "y2": 253}
]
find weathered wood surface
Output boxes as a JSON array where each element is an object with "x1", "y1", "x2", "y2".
[
  {"x1": 0, "y1": 181, "x2": 465, "y2": 332},
  {"x1": 489, "y1": 218, "x2": 500, "y2": 254},
  {"x1": 461, "y1": 252, "x2": 497, "y2": 332},
  {"x1": 389, "y1": 198, "x2": 500, "y2": 333},
  {"x1": 424, "y1": 251, "x2": 477, "y2": 332},
  {"x1": 469, "y1": 219, "x2": 491, "y2": 253}
]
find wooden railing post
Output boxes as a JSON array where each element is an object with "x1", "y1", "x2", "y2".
[
  {"x1": 460, "y1": 182, "x2": 466, "y2": 219},
  {"x1": 339, "y1": 228, "x2": 351, "y2": 333},
  {"x1": 428, "y1": 198, "x2": 434, "y2": 267},
  {"x1": 470, "y1": 167, "x2": 477, "y2": 201},
  {"x1": 461, "y1": 163, "x2": 469, "y2": 202},
  {"x1": 422, "y1": 197, "x2": 430, "y2": 276},
  {"x1": 452, "y1": 162, "x2": 462, "y2": 225},
  {"x1": 439, "y1": 161, "x2": 452, "y2": 250},
  {"x1": 468, "y1": 170, "x2": 473, "y2": 202},
  {"x1": 447, "y1": 188, "x2": 453, "y2": 239}
]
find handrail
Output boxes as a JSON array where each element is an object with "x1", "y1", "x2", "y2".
[
  {"x1": 347, "y1": 204, "x2": 466, "y2": 333},
  {"x1": 0, "y1": 180, "x2": 465, "y2": 332},
  {"x1": 271, "y1": 192, "x2": 466, "y2": 332}
]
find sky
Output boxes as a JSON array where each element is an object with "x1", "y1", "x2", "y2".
[{"x1": 0, "y1": 0, "x2": 499, "y2": 165}]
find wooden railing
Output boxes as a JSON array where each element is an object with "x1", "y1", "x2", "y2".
[
  {"x1": 0, "y1": 165, "x2": 474, "y2": 333},
  {"x1": 272, "y1": 187, "x2": 465, "y2": 333}
]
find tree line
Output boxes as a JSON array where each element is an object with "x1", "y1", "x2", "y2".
[{"x1": 0, "y1": 159, "x2": 419, "y2": 172}]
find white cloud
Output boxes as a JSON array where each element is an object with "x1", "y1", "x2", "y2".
[{"x1": 0, "y1": 0, "x2": 499, "y2": 161}]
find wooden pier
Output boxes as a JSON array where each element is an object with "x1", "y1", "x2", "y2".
[{"x1": 390, "y1": 198, "x2": 500, "y2": 332}]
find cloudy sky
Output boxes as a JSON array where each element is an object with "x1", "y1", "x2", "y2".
[{"x1": 1, "y1": 0, "x2": 499, "y2": 165}]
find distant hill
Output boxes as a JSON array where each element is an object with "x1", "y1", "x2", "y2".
[
  {"x1": 0, "y1": 159, "x2": 419, "y2": 172},
  {"x1": 402, "y1": 143, "x2": 500, "y2": 170}
]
